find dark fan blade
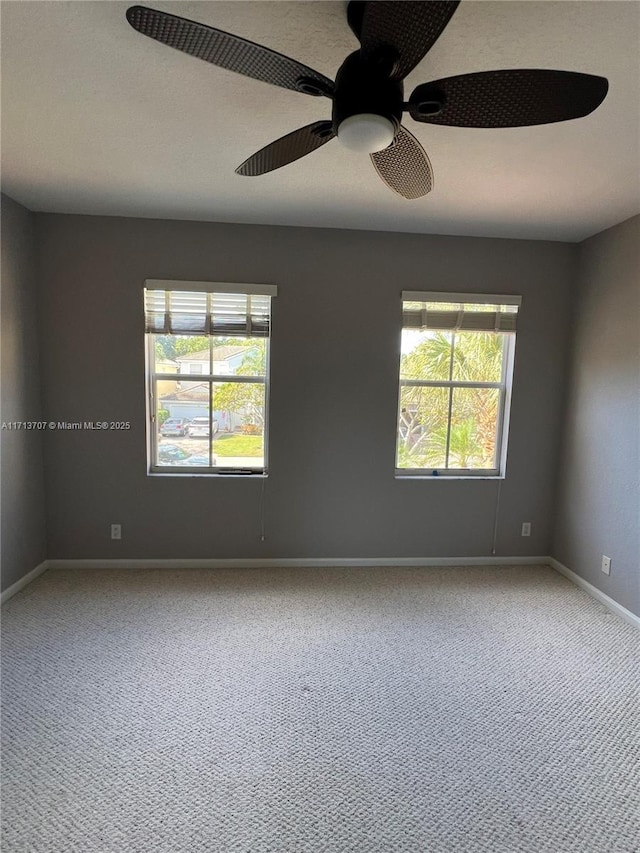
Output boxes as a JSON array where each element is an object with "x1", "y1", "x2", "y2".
[
  {"x1": 408, "y1": 70, "x2": 609, "y2": 127},
  {"x1": 126, "y1": 6, "x2": 334, "y2": 97},
  {"x1": 347, "y1": 1, "x2": 366, "y2": 42},
  {"x1": 370, "y1": 125, "x2": 433, "y2": 199},
  {"x1": 236, "y1": 122, "x2": 335, "y2": 176},
  {"x1": 359, "y1": 2, "x2": 460, "y2": 80}
]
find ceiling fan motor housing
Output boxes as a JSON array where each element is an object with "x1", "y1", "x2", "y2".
[{"x1": 332, "y1": 51, "x2": 404, "y2": 138}]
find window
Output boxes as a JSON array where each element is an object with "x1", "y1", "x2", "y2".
[
  {"x1": 396, "y1": 291, "x2": 520, "y2": 477},
  {"x1": 144, "y1": 280, "x2": 276, "y2": 475}
]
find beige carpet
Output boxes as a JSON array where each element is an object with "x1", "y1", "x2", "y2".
[{"x1": 2, "y1": 564, "x2": 639, "y2": 852}]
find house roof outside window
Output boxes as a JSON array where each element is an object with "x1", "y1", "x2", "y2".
[{"x1": 176, "y1": 346, "x2": 251, "y2": 362}]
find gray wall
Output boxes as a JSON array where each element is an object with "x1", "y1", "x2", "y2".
[
  {"x1": 36, "y1": 213, "x2": 576, "y2": 560},
  {"x1": 1, "y1": 194, "x2": 46, "y2": 590},
  {"x1": 553, "y1": 215, "x2": 640, "y2": 616}
]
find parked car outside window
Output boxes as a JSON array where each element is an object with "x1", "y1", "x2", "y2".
[
  {"x1": 160, "y1": 418, "x2": 191, "y2": 437},
  {"x1": 187, "y1": 417, "x2": 218, "y2": 437}
]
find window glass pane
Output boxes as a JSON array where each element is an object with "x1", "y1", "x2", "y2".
[
  {"x1": 211, "y1": 336, "x2": 266, "y2": 377},
  {"x1": 212, "y1": 382, "x2": 265, "y2": 469},
  {"x1": 154, "y1": 334, "x2": 210, "y2": 375},
  {"x1": 451, "y1": 332, "x2": 504, "y2": 382},
  {"x1": 400, "y1": 330, "x2": 453, "y2": 381},
  {"x1": 448, "y1": 387, "x2": 500, "y2": 469},
  {"x1": 155, "y1": 382, "x2": 211, "y2": 467},
  {"x1": 397, "y1": 386, "x2": 449, "y2": 469},
  {"x1": 148, "y1": 290, "x2": 272, "y2": 476}
]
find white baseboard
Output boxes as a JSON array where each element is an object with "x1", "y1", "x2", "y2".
[
  {"x1": 46, "y1": 555, "x2": 548, "y2": 570},
  {"x1": 548, "y1": 557, "x2": 640, "y2": 630},
  {"x1": 1, "y1": 561, "x2": 48, "y2": 605}
]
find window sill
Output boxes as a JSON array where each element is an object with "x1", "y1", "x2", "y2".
[
  {"x1": 395, "y1": 473, "x2": 504, "y2": 481},
  {"x1": 148, "y1": 471, "x2": 267, "y2": 479}
]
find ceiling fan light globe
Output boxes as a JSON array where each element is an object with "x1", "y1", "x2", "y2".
[{"x1": 337, "y1": 114, "x2": 396, "y2": 153}]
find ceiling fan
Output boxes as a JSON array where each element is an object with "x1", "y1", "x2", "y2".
[{"x1": 125, "y1": 2, "x2": 608, "y2": 200}]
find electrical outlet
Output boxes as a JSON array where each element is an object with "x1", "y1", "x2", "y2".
[
  {"x1": 521, "y1": 522, "x2": 531, "y2": 537},
  {"x1": 111, "y1": 524, "x2": 122, "y2": 540},
  {"x1": 601, "y1": 555, "x2": 611, "y2": 575}
]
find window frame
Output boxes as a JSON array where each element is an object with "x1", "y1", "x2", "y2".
[
  {"x1": 395, "y1": 297, "x2": 518, "y2": 480},
  {"x1": 144, "y1": 281, "x2": 274, "y2": 478}
]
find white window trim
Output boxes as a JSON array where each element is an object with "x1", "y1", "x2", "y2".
[
  {"x1": 395, "y1": 297, "x2": 518, "y2": 480},
  {"x1": 144, "y1": 282, "x2": 274, "y2": 477}
]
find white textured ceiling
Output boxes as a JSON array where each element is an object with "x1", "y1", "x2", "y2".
[{"x1": 1, "y1": 1, "x2": 639, "y2": 241}]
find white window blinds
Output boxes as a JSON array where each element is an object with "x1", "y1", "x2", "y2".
[
  {"x1": 144, "y1": 281, "x2": 277, "y2": 337},
  {"x1": 402, "y1": 291, "x2": 521, "y2": 333}
]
